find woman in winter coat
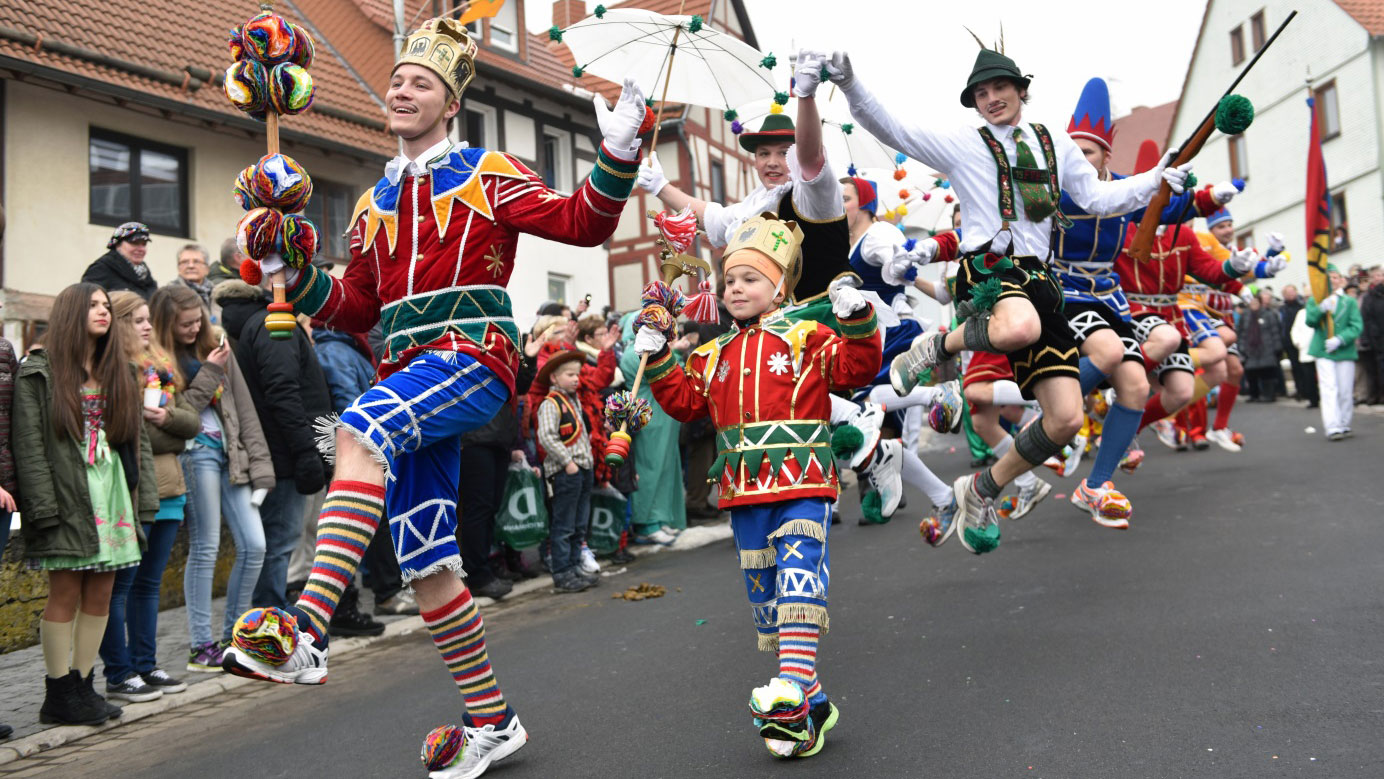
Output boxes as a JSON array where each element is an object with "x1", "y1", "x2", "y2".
[
  {"x1": 96, "y1": 292, "x2": 198, "y2": 703},
  {"x1": 149, "y1": 285, "x2": 272, "y2": 672},
  {"x1": 14, "y1": 283, "x2": 155, "y2": 726},
  {"x1": 1234, "y1": 295, "x2": 1283, "y2": 401},
  {"x1": 81, "y1": 223, "x2": 158, "y2": 300}
]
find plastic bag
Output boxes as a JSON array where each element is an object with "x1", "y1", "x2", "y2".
[
  {"x1": 495, "y1": 463, "x2": 549, "y2": 550},
  {"x1": 586, "y1": 485, "x2": 628, "y2": 554}
]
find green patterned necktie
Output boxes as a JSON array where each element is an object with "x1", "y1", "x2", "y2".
[{"x1": 1011, "y1": 127, "x2": 1056, "y2": 223}]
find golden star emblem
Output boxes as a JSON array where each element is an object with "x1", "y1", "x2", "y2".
[{"x1": 485, "y1": 244, "x2": 505, "y2": 278}]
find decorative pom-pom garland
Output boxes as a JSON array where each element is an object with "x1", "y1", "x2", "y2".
[
  {"x1": 268, "y1": 63, "x2": 316, "y2": 115},
  {"x1": 420, "y1": 725, "x2": 467, "y2": 771},
  {"x1": 237, "y1": 207, "x2": 283, "y2": 261},
  {"x1": 594, "y1": 4, "x2": 607, "y2": 18},
  {"x1": 1214, "y1": 94, "x2": 1254, "y2": 136},
  {"x1": 759, "y1": 53, "x2": 777, "y2": 69},
  {"x1": 640, "y1": 280, "x2": 688, "y2": 316},
  {"x1": 224, "y1": 59, "x2": 269, "y2": 117},
  {"x1": 730, "y1": 120, "x2": 744, "y2": 135},
  {"x1": 230, "y1": 607, "x2": 298, "y2": 666},
  {"x1": 287, "y1": 23, "x2": 315, "y2": 68},
  {"x1": 840, "y1": 123, "x2": 853, "y2": 135},
  {"x1": 769, "y1": 103, "x2": 783, "y2": 115},
  {"x1": 279, "y1": 214, "x2": 320, "y2": 269},
  {"x1": 572, "y1": 65, "x2": 585, "y2": 78},
  {"x1": 773, "y1": 91, "x2": 789, "y2": 106},
  {"x1": 894, "y1": 152, "x2": 907, "y2": 165},
  {"x1": 892, "y1": 169, "x2": 907, "y2": 181},
  {"x1": 603, "y1": 390, "x2": 653, "y2": 434},
  {"x1": 895, "y1": 204, "x2": 908, "y2": 216},
  {"x1": 233, "y1": 165, "x2": 261, "y2": 210},
  {"x1": 687, "y1": 15, "x2": 703, "y2": 33},
  {"x1": 634, "y1": 304, "x2": 676, "y2": 335},
  {"x1": 228, "y1": 26, "x2": 245, "y2": 61},
  {"x1": 548, "y1": 25, "x2": 563, "y2": 42},
  {"x1": 897, "y1": 188, "x2": 910, "y2": 199},
  {"x1": 250, "y1": 153, "x2": 313, "y2": 212},
  {"x1": 723, "y1": 109, "x2": 738, "y2": 121},
  {"x1": 241, "y1": 11, "x2": 297, "y2": 65},
  {"x1": 921, "y1": 191, "x2": 932, "y2": 201}
]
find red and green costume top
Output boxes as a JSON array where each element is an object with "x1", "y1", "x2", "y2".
[
  {"x1": 287, "y1": 142, "x2": 641, "y2": 394},
  {"x1": 645, "y1": 306, "x2": 880, "y2": 509}
]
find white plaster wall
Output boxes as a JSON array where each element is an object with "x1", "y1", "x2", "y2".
[{"x1": 510, "y1": 233, "x2": 609, "y2": 332}]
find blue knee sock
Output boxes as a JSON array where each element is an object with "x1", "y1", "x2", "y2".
[
  {"x1": 1086, "y1": 403, "x2": 1142, "y2": 487},
  {"x1": 1078, "y1": 356, "x2": 1111, "y2": 396}
]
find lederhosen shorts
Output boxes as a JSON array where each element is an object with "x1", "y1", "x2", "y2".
[
  {"x1": 1131, "y1": 311, "x2": 1194, "y2": 377},
  {"x1": 1064, "y1": 300, "x2": 1144, "y2": 364},
  {"x1": 954, "y1": 253, "x2": 1079, "y2": 399}
]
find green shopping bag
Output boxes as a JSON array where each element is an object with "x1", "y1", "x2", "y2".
[
  {"x1": 495, "y1": 464, "x2": 549, "y2": 550},
  {"x1": 586, "y1": 485, "x2": 627, "y2": 555}
]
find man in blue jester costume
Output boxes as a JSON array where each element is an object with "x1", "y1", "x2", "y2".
[{"x1": 219, "y1": 18, "x2": 649, "y2": 779}]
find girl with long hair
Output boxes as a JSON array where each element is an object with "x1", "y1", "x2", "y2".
[
  {"x1": 14, "y1": 282, "x2": 154, "y2": 725},
  {"x1": 96, "y1": 292, "x2": 199, "y2": 702},
  {"x1": 149, "y1": 285, "x2": 272, "y2": 672}
]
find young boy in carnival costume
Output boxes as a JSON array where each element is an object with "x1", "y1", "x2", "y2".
[
  {"x1": 635, "y1": 214, "x2": 880, "y2": 757},
  {"x1": 1051, "y1": 78, "x2": 1239, "y2": 528},
  {"x1": 221, "y1": 19, "x2": 648, "y2": 779},
  {"x1": 828, "y1": 42, "x2": 1192, "y2": 552}
]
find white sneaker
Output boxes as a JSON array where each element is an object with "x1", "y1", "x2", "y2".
[
  {"x1": 579, "y1": 545, "x2": 601, "y2": 575},
  {"x1": 843, "y1": 403, "x2": 885, "y2": 469},
  {"x1": 951, "y1": 474, "x2": 1001, "y2": 554},
  {"x1": 105, "y1": 674, "x2": 163, "y2": 703},
  {"x1": 889, "y1": 328, "x2": 948, "y2": 396},
  {"x1": 863, "y1": 439, "x2": 904, "y2": 517},
  {"x1": 633, "y1": 528, "x2": 677, "y2": 545},
  {"x1": 1062, "y1": 434, "x2": 1087, "y2": 476},
  {"x1": 1152, "y1": 419, "x2": 1180, "y2": 450},
  {"x1": 1204, "y1": 428, "x2": 1242, "y2": 452},
  {"x1": 661, "y1": 526, "x2": 684, "y2": 536},
  {"x1": 430, "y1": 715, "x2": 529, "y2": 779},
  {"x1": 1007, "y1": 477, "x2": 1052, "y2": 520},
  {"x1": 222, "y1": 629, "x2": 328, "y2": 685}
]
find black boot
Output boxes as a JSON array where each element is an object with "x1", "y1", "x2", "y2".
[
  {"x1": 38, "y1": 671, "x2": 107, "y2": 726},
  {"x1": 329, "y1": 587, "x2": 385, "y2": 638},
  {"x1": 80, "y1": 671, "x2": 122, "y2": 719}
]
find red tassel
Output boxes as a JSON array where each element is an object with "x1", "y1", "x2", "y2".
[
  {"x1": 683, "y1": 279, "x2": 719, "y2": 324},
  {"x1": 638, "y1": 104, "x2": 656, "y2": 135},
  {"x1": 240, "y1": 258, "x2": 263, "y2": 285}
]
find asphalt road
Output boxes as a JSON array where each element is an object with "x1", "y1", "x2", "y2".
[{"x1": 69, "y1": 403, "x2": 1384, "y2": 778}]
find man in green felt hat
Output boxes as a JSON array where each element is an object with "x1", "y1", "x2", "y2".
[
  {"x1": 635, "y1": 50, "x2": 854, "y2": 305},
  {"x1": 821, "y1": 43, "x2": 1194, "y2": 554}
]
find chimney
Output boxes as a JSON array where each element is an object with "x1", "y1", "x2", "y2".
[{"x1": 552, "y1": 0, "x2": 587, "y2": 30}]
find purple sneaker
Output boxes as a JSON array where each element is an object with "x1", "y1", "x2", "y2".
[{"x1": 186, "y1": 641, "x2": 225, "y2": 673}]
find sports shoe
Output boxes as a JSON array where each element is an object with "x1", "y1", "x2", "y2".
[
  {"x1": 1190, "y1": 434, "x2": 1210, "y2": 451},
  {"x1": 799, "y1": 699, "x2": 840, "y2": 757},
  {"x1": 473, "y1": 578, "x2": 513, "y2": 600},
  {"x1": 1119, "y1": 442, "x2": 1146, "y2": 473},
  {"x1": 1070, "y1": 480, "x2": 1132, "y2": 529},
  {"x1": 330, "y1": 598, "x2": 385, "y2": 638},
  {"x1": 920, "y1": 497, "x2": 958, "y2": 547},
  {"x1": 842, "y1": 403, "x2": 885, "y2": 469},
  {"x1": 927, "y1": 380, "x2": 964, "y2": 434},
  {"x1": 750, "y1": 677, "x2": 813, "y2": 757},
  {"x1": 579, "y1": 545, "x2": 601, "y2": 575},
  {"x1": 376, "y1": 590, "x2": 420, "y2": 615},
  {"x1": 1204, "y1": 428, "x2": 1241, "y2": 452},
  {"x1": 1061, "y1": 434, "x2": 1087, "y2": 475},
  {"x1": 889, "y1": 327, "x2": 948, "y2": 396},
  {"x1": 862, "y1": 439, "x2": 903, "y2": 518},
  {"x1": 632, "y1": 528, "x2": 677, "y2": 545},
  {"x1": 952, "y1": 474, "x2": 1001, "y2": 554},
  {"x1": 186, "y1": 641, "x2": 225, "y2": 673},
  {"x1": 139, "y1": 668, "x2": 187, "y2": 694},
  {"x1": 552, "y1": 570, "x2": 590, "y2": 593},
  {"x1": 106, "y1": 674, "x2": 162, "y2": 703},
  {"x1": 1152, "y1": 419, "x2": 1180, "y2": 450},
  {"x1": 223, "y1": 613, "x2": 329, "y2": 685},
  {"x1": 429, "y1": 710, "x2": 529, "y2": 779},
  {"x1": 1003, "y1": 477, "x2": 1052, "y2": 520}
]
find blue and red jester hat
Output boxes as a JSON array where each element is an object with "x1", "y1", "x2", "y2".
[
  {"x1": 1067, "y1": 77, "x2": 1114, "y2": 154},
  {"x1": 847, "y1": 176, "x2": 878, "y2": 214}
]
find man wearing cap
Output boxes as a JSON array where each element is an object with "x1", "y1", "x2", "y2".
[
  {"x1": 636, "y1": 51, "x2": 853, "y2": 307},
  {"x1": 825, "y1": 44, "x2": 1192, "y2": 553},
  {"x1": 1053, "y1": 78, "x2": 1239, "y2": 527},
  {"x1": 83, "y1": 222, "x2": 158, "y2": 300},
  {"x1": 218, "y1": 18, "x2": 648, "y2": 779}
]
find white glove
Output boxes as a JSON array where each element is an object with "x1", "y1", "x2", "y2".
[
  {"x1": 792, "y1": 50, "x2": 826, "y2": 99},
  {"x1": 594, "y1": 77, "x2": 646, "y2": 158},
  {"x1": 904, "y1": 237, "x2": 939, "y2": 265},
  {"x1": 828, "y1": 275, "x2": 867, "y2": 319},
  {"x1": 1325, "y1": 336, "x2": 1342, "y2": 353},
  {"x1": 823, "y1": 51, "x2": 856, "y2": 91},
  {"x1": 1239, "y1": 288, "x2": 1255, "y2": 305},
  {"x1": 1226, "y1": 246, "x2": 1259, "y2": 274},
  {"x1": 636, "y1": 151, "x2": 668, "y2": 196},
  {"x1": 1211, "y1": 180, "x2": 1238, "y2": 204},
  {"x1": 1267, "y1": 231, "x2": 1285, "y2": 253},
  {"x1": 259, "y1": 254, "x2": 300, "y2": 286},
  {"x1": 881, "y1": 256, "x2": 913, "y2": 287},
  {"x1": 1263, "y1": 255, "x2": 1288, "y2": 275},
  {"x1": 1152, "y1": 151, "x2": 1193, "y2": 194},
  {"x1": 1319, "y1": 293, "x2": 1338, "y2": 313},
  {"x1": 633, "y1": 326, "x2": 667, "y2": 356}
]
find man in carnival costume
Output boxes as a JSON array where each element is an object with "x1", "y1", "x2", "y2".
[
  {"x1": 220, "y1": 19, "x2": 648, "y2": 779},
  {"x1": 827, "y1": 41, "x2": 1192, "y2": 553},
  {"x1": 636, "y1": 213, "x2": 880, "y2": 758},
  {"x1": 634, "y1": 51, "x2": 910, "y2": 520},
  {"x1": 1049, "y1": 78, "x2": 1239, "y2": 528}
]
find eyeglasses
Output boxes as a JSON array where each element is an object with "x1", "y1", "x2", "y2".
[{"x1": 178, "y1": 258, "x2": 207, "y2": 266}]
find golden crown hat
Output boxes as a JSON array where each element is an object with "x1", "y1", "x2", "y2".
[
  {"x1": 396, "y1": 18, "x2": 479, "y2": 97},
  {"x1": 725, "y1": 212, "x2": 805, "y2": 293}
]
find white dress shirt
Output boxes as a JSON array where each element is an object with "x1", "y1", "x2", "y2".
[
  {"x1": 383, "y1": 137, "x2": 460, "y2": 186},
  {"x1": 843, "y1": 81, "x2": 1159, "y2": 259},
  {"x1": 701, "y1": 144, "x2": 844, "y2": 248}
]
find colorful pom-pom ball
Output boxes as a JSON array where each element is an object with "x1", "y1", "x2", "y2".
[
  {"x1": 944, "y1": 194, "x2": 955, "y2": 203},
  {"x1": 421, "y1": 725, "x2": 467, "y2": 771},
  {"x1": 249, "y1": 153, "x2": 313, "y2": 213},
  {"x1": 769, "y1": 103, "x2": 784, "y2": 115},
  {"x1": 898, "y1": 188, "x2": 910, "y2": 200},
  {"x1": 278, "y1": 214, "x2": 320, "y2": 269},
  {"x1": 896, "y1": 204, "x2": 909, "y2": 216},
  {"x1": 846, "y1": 164, "x2": 857, "y2": 176},
  {"x1": 730, "y1": 120, "x2": 743, "y2": 135},
  {"x1": 224, "y1": 59, "x2": 269, "y2": 118},
  {"x1": 1214, "y1": 94, "x2": 1254, "y2": 136},
  {"x1": 239, "y1": 258, "x2": 263, "y2": 286},
  {"x1": 269, "y1": 63, "x2": 316, "y2": 115},
  {"x1": 892, "y1": 169, "x2": 907, "y2": 181},
  {"x1": 921, "y1": 192, "x2": 931, "y2": 201},
  {"x1": 230, "y1": 607, "x2": 298, "y2": 666},
  {"x1": 241, "y1": 11, "x2": 297, "y2": 65},
  {"x1": 894, "y1": 152, "x2": 907, "y2": 165},
  {"x1": 227, "y1": 25, "x2": 245, "y2": 61},
  {"x1": 287, "y1": 23, "x2": 315, "y2": 68},
  {"x1": 638, "y1": 104, "x2": 656, "y2": 135},
  {"x1": 233, "y1": 165, "x2": 262, "y2": 211},
  {"x1": 940, "y1": 179, "x2": 952, "y2": 189},
  {"x1": 237, "y1": 207, "x2": 283, "y2": 261}
]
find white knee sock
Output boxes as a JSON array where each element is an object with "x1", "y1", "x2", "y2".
[
  {"x1": 993, "y1": 380, "x2": 1038, "y2": 408},
  {"x1": 829, "y1": 394, "x2": 859, "y2": 425},
  {"x1": 900, "y1": 447, "x2": 953, "y2": 507},
  {"x1": 869, "y1": 383, "x2": 941, "y2": 411},
  {"x1": 901, "y1": 406, "x2": 923, "y2": 451}
]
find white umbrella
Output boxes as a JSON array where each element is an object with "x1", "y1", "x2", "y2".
[{"x1": 560, "y1": 7, "x2": 779, "y2": 125}]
